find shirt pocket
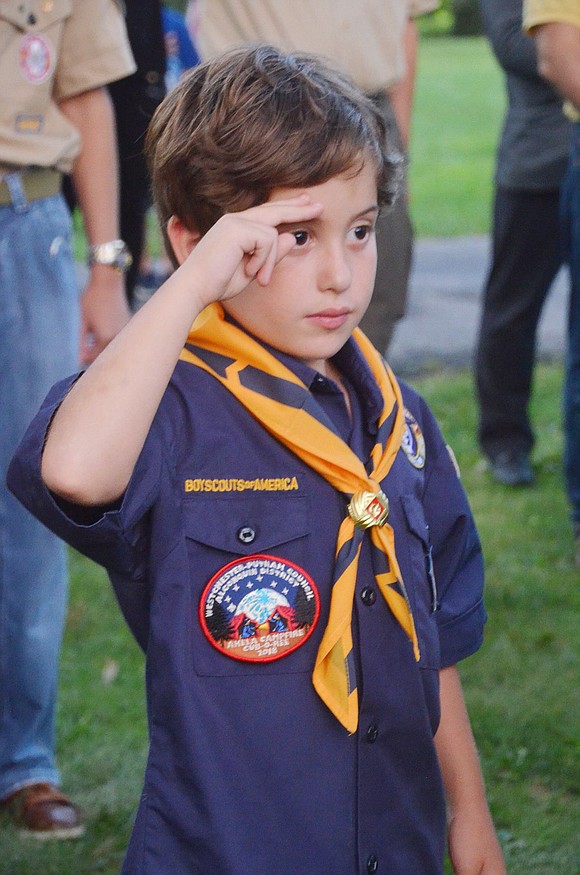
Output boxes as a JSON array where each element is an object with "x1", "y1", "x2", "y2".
[
  {"x1": 184, "y1": 494, "x2": 320, "y2": 676},
  {"x1": 399, "y1": 494, "x2": 441, "y2": 670}
]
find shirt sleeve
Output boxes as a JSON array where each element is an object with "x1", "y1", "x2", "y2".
[
  {"x1": 6, "y1": 375, "x2": 163, "y2": 581},
  {"x1": 524, "y1": 0, "x2": 580, "y2": 31},
  {"x1": 418, "y1": 400, "x2": 487, "y2": 666},
  {"x1": 53, "y1": 0, "x2": 136, "y2": 101}
]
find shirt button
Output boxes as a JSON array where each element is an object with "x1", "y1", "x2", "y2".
[
  {"x1": 366, "y1": 724, "x2": 379, "y2": 744},
  {"x1": 366, "y1": 854, "x2": 379, "y2": 873},
  {"x1": 361, "y1": 586, "x2": 376, "y2": 606},
  {"x1": 237, "y1": 526, "x2": 256, "y2": 544}
]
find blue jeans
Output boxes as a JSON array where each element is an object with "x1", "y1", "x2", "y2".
[
  {"x1": 562, "y1": 124, "x2": 580, "y2": 527},
  {"x1": 0, "y1": 179, "x2": 80, "y2": 799}
]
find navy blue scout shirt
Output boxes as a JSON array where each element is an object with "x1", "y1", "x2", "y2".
[{"x1": 8, "y1": 337, "x2": 485, "y2": 875}]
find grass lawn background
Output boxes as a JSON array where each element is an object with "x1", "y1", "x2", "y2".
[
  {"x1": 410, "y1": 36, "x2": 504, "y2": 237},
  {"x1": 2, "y1": 35, "x2": 578, "y2": 875}
]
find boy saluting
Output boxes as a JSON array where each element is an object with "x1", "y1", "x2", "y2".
[{"x1": 8, "y1": 46, "x2": 506, "y2": 874}]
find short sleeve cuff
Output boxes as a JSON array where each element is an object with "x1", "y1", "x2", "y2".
[{"x1": 437, "y1": 598, "x2": 487, "y2": 666}]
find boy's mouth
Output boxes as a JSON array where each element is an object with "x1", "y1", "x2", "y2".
[{"x1": 307, "y1": 308, "x2": 352, "y2": 329}]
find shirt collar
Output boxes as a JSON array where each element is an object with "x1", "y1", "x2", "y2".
[
  {"x1": 222, "y1": 314, "x2": 385, "y2": 430},
  {"x1": 268, "y1": 337, "x2": 385, "y2": 434}
]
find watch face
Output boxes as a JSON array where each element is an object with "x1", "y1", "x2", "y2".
[{"x1": 89, "y1": 241, "x2": 133, "y2": 272}]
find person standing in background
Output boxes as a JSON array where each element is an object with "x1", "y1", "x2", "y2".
[
  {"x1": 524, "y1": 0, "x2": 580, "y2": 564},
  {"x1": 162, "y1": 1, "x2": 199, "y2": 92},
  {"x1": 108, "y1": 0, "x2": 166, "y2": 306},
  {"x1": 0, "y1": 1, "x2": 134, "y2": 838},
  {"x1": 133, "y1": 3, "x2": 200, "y2": 305},
  {"x1": 475, "y1": 0, "x2": 570, "y2": 486},
  {"x1": 195, "y1": 0, "x2": 439, "y2": 355}
]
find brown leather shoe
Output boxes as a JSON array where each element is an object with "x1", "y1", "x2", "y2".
[{"x1": 1, "y1": 783, "x2": 85, "y2": 840}]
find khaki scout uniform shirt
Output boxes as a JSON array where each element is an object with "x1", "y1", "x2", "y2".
[
  {"x1": 0, "y1": 0, "x2": 135, "y2": 174},
  {"x1": 198, "y1": 0, "x2": 439, "y2": 93}
]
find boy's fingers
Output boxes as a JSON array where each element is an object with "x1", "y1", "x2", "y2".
[
  {"x1": 275, "y1": 231, "x2": 300, "y2": 262},
  {"x1": 248, "y1": 226, "x2": 300, "y2": 286},
  {"x1": 254, "y1": 237, "x2": 281, "y2": 286},
  {"x1": 244, "y1": 233, "x2": 277, "y2": 284},
  {"x1": 245, "y1": 196, "x2": 323, "y2": 228}
]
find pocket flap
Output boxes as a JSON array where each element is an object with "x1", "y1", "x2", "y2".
[{"x1": 184, "y1": 494, "x2": 310, "y2": 555}]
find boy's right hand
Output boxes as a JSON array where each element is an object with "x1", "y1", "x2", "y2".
[{"x1": 171, "y1": 195, "x2": 323, "y2": 310}]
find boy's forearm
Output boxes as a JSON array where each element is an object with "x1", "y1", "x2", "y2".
[
  {"x1": 435, "y1": 666, "x2": 487, "y2": 811},
  {"x1": 435, "y1": 666, "x2": 506, "y2": 874},
  {"x1": 41, "y1": 267, "x2": 209, "y2": 507}
]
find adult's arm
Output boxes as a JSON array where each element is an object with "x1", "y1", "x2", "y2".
[
  {"x1": 59, "y1": 86, "x2": 131, "y2": 365},
  {"x1": 532, "y1": 21, "x2": 580, "y2": 108},
  {"x1": 387, "y1": 18, "x2": 418, "y2": 149}
]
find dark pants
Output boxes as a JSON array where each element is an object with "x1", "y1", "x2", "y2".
[
  {"x1": 108, "y1": 74, "x2": 165, "y2": 300},
  {"x1": 475, "y1": 186, "x2": 564, "y2": 459}
]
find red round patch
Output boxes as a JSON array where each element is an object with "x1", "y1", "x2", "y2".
[
  {"x1": 199, "y1": 554, "x2": 320, "y2": 663},
  {"x1": 18, "y1": 33, "x2": 53, "y2": 84}
]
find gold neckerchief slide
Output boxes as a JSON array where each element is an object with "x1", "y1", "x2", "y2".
[{"x1": 180, "y1": 303, "x2": 419, "y2": 733}]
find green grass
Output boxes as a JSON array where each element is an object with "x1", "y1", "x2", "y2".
[
  {"x1": 1, "y1": 364, "x2": 578, "y2": 874},
  {"x1": 409, "y1": 36, "x2": 505, "y2": 237},
  {"x1": 419, "y1": 366, "x2": 580, "y2": 874}
]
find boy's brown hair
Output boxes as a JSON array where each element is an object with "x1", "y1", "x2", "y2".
[{"x1": 146, "y1": 44, "x2": 402, "y2": 257}]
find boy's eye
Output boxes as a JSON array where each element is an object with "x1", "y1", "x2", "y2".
[
  {"x1": 293, "y1": 230, "x2": 309, "y2": 246},
  {"x1": 353, "y1": 225, "x2": 371, "y2": 241}
]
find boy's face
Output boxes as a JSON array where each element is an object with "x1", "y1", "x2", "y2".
[{"x1": 222, "y1": 162, "x2": 379, "y2": 375}]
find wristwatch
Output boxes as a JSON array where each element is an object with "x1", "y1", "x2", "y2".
[{"x1": 88, "y1": 239, "x2": 133, "y2": 273}]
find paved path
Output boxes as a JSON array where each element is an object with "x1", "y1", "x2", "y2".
[{"x1": 388, "y1": 235, "x2": 568, "y2": 376}]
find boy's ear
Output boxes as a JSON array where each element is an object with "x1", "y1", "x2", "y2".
[{"x1": 166, "y1": 215, "x2": 201, "y2": 266}]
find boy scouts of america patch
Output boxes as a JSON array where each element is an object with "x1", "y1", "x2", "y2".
[
  {"x1": 401, "y1": 408, "x2": 426, "y2": 469},
  {"x1": 199, "y1": 555, "x2": 320, "y2": 662}
]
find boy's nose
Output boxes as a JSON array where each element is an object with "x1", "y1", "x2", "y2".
[{"x1": 318, "y1": 244, "x2": 351, "y2": 293}]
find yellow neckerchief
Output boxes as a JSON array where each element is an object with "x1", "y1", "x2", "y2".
[{"x1": 180, "y1": 303, "x2": 419, "y2": 733}]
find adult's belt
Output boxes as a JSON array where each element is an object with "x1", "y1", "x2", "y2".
[{"x1": 0, "y1": 168, "x2": 62, "y2": 206}]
